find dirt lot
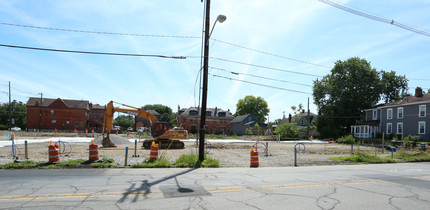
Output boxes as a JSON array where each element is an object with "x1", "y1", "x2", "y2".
[{"x1": 0, "y1": 132, "x2": 381, "y2": 167}]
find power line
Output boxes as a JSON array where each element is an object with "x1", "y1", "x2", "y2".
[
  {"x1": 209, "y1": 73, "x2": 312, "y2": 95},
  {"x1": 319, "y1": 0, "x2": 430, "y2": 37},
  {"x1": 210, "y1": 66, "x2": 313, "y2": 87},
  {"x1": 0, "y1": 22, "x2": 200, "y2": 39},
  {"x1": 0, "y1": 43, "x2": 187, "y2": 59},
  {"x1": 206, "y1": 56, "x2": 323, "y2": 78},
  {"x1": 212, "y1": 39, "x2": 331, "y2": 68},
  {"x1": 1, "y1": 21, "x2": 331, "y2": 69}
]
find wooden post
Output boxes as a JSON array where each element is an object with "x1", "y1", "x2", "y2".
[
  {"x1": 124, "y1": 147, "x2": 128, "y2": 167},
  {"x1": 294, "y1": 148, "x2": 297, "y2": 167},
  {"x1": 381, "y1": 132, "x2": 385, "y2": 153},
  {"x1": 25, "y1": 140, "x2": 28, "y2": 159}
]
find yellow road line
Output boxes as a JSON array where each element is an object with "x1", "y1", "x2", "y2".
[{"x1": 0, "y1": 179, "x2": 388, "y2": 201}]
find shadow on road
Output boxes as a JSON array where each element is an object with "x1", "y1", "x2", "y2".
[{"x1": 118, "y1": 168, "x2": 197, "y2": 203}]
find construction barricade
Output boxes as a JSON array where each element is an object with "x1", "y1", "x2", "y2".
[
  {"x1": 89, "y1": 140, "x2": 99, "y2": 161},
  {"x1": 150, "y1": 141, "x2": 159, "y2": 161},
  {"x1": 48, "y1": 142, "x2": 60, "y2": 163},
  {"x1": 250, "y1": 147, "x2": 259, "y2": 167}
]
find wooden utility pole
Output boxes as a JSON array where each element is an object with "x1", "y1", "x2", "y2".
[
  {"x1": 8, "y1": 81, "x2": 11, "y2": 129},
  {"x1": 199, "y1": 0, "x2": 211, "y2": 161},
  {"x1": 39, "y1": 92, "x2": 43, "y2": 131},
  {"x1": 307, "y1": 97, "x2": 310, "y2": 139}
]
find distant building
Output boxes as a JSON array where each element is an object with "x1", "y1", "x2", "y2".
[
  {"x1": 88, "y1": 103, "x2": 106, "y2": 132},
  {"x1": 352, "y1": 87, "x2": 430, "y2": 140},
  {"x1": 230, "y1": 114, "x2": 267, "y2": 135},
  {"x1": 135, "y1": 110, "x2": 160, "y2": 129},
  {"x1": 177, "y1": 106, "x2": 234, "y2": 134},
  {"x1": 26, "y1": 97, "x2": 90, "y2": 131}
]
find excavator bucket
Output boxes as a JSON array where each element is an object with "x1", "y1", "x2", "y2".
[{"x1": 102, "y1": 137, "x2": 117, "y2": 147}]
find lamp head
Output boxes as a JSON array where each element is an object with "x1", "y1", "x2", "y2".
[{"x1": 216, "y1": 15, "x2": 227, "y2": 23}]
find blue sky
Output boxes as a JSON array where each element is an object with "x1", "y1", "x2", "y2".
[{"x1": 1, "y1": 0, "x2": 430, "y2": 122}]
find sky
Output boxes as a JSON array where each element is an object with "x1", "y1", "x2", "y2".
[{"x1": 1, "y1": 0, "x2": 430, "y2": 122}]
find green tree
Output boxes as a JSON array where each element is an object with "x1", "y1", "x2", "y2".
[
  {"x1": 142, "y1": 104, "x2": 176, "y2": 127},
  {"x1": 0, "y1": 100, "x2": 26, "y2": 129},
  {"x1": 114, "y1": 115, "x2": 134, "y2": 129},
  {"x1": 274, "y1": 123, "x2": 299, "y2": 138},
  {"x1": 313, "y1": 57, "x2": 408, "y2": 138},
  {"x1": 235, "y1": 95, "x2": 270, "y2": 122}
]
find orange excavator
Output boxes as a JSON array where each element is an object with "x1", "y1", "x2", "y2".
[{"x1": 102, "y1": 101, "x2": 187, "y2": 149}]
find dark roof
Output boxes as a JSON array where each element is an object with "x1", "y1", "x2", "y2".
[
  {"x1": 179, "y1": 107, "x2": 233, "y2": 117},
  {"x1": 26, "y1": 97, "x2": 89, "y2": 109},
  {"x1": 230, "y1": 114, "x2": 252, "y2": 124},
  {"x1": 383, "y1": 93, "x2": 430, "y2": 106},
  {"x1": 147, "y1": 110, "x2": 160, "y2": 116}
]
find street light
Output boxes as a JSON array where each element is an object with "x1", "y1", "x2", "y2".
[{"x1": 199, "y1": 0, "x2": 227, "y2": 161}]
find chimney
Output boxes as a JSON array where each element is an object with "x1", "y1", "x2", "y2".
[
  {"x1": 415, "y1": 87, "x2": 423, "y2": 97},
  {"x1": 215, "y1": 107, "x2": 218, "y2": 116}
]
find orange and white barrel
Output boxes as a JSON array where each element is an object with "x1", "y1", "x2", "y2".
[
  {"x1": 250, "y1": 147, "x2": 259, "y2": 167},
  {"x1": 89, "y1": 141, "x2": 99, "y2": 161},
  {"x1": 150, "y1": 142, "x2": 159, "y2": 161},
  {"x1": 48, "y1": 143, "x2": 60, "y2": 163}
]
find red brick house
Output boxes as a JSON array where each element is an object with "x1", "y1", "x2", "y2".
[
  {"x1": 88, "y1": 103, "x2": 106, "y2": 132},
  {"x1": 177, "y1": 106, "x2": 234, "y2": 134},
  {"x1": 26, "y1": 97, "x2": 91, "y2": 131}
]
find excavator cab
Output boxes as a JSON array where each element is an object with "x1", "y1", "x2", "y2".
[{"x1": 151, "y1": 122, "x2": 168, "y2": 138}]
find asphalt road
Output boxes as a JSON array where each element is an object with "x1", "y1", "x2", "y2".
[{"x1": 1, "y1": 163, "x2": 430, "y2": 209}]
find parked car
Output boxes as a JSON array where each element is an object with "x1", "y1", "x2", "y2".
[
  {"x1": 10, "y1": 127, "x2": 21, "y2": 131},
  {"x1": 127, "y1": 127, "x2": 133, "y2": 131}
]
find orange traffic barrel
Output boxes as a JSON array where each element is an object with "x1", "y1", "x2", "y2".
[
  {"x1": 150, "y1": 142, "x2": 159, "y2": 161},
  {"x1": 89, "y1": 141, "x2": 99, "y2": 161},
  {"x1": 250, "y1": 147, "x2": 259, "y2": 168},
  {"x1": 48, "y1": 143, "x2": 60, "y2": 163}
]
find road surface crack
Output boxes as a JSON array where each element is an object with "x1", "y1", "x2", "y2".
[{"x1": 316, "y1": 185, "x2": 340, "y2": 210}]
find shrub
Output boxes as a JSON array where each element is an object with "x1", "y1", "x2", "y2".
[
  {"x1": 131, "y1": 158, "x2": 172, "y2": 168},
  {"x1": 274, "y1": 123, "x2": 299, "y2": 138},
  {"x1": 337, "y1": 134, "x2": 356, "y2": 144},
  {"x1": 330, "y1": 153, "x2": 396, "y2": 164},
  {"x1": 175, "y1": 154, "x2": 219, "y2": 168},
  {"x1": 394, "y1": 151, "x2": 430, "y2": 162}
]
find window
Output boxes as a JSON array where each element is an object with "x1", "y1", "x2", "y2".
[
  {"x1": 206, "y1": 111, "x2": 212, "y2": 116},
  {"x1": 387, "y1": 109, "x2": 393, "y2": 120},
  {"x1": 372, "y1": 110, "x2": 377, "y2": 120},
  {"x1": 397, "y1": 122, "x2": 403, "y2": 134},
  {"x1": 419, "y1": 105, "x2": 426, "y2": 117},
  {"x1": 52, "y1": 120, "x2": 56, "y2": 124},
  {"x1": 189, "y1": 110, "x2": 198, "y2": 115},
  {"x1": 386, "y1": 123, "x2": 392, "y2": 134},
  {"x1": 50, "y1": 110, "x2": 54, "y2": 116},
  {"x1": 218, "y1": 112, "x2": 226, "y2": 117},
  {"x1": 397, "y1": 107, "x2": 403, "y2": 119},
  {"x1": 183, "y1": 117, "x2": 186, "y2": 123},
  {"x1": 66, "y1": 121, "x2": 70, "y2": 125},
  {"x1": 418, "y1": 121, "x2": 426, "y2": 134}
]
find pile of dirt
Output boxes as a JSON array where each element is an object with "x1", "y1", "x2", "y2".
[{"x1": 93, "y1": 135, "x2": 133, "y2": 146}]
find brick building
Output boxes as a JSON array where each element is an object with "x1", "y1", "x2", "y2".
[
  {"x1": 27, "y1": 97, "x2": 102, "y2": 132},
  {"x1": 135, "y1": 110, "x2": 160, "y2": 129},
  {"x1": 177, "y1": 106, "x2": 234, "y2": 134},
  {"x1": 88, "y1": 103, "x2": 106, "y2": 132}
]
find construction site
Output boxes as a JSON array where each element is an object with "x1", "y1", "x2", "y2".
[{"x1": 0, "y1": 131, "x2": 383, "y2": 168}]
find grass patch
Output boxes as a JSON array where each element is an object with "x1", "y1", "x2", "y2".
[
  {"x1": 394, "y1": 151, "x2": 430, "y2": 162},
  {"x1": 0, "y1": 160, "x2": 38, "y2": 169},
  {"x1": 130, "y1": 157, "x2": 172, "y2": 168},
  {"x1": 330, "y1": 153, "x2": 396, "y2": 164},
  {"x1": 175, "y1": 154, "x2": 219, "y2": 168},
  {"x1": 56, "y1": 159, "x2": 87, "y2": 168}
]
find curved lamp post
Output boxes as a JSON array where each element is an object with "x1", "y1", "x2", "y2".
[{"x1": 199, "y1": 0, "x2": 227, "y2": 161}]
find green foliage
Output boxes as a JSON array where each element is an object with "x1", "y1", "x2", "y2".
[
  {"x1": 337, "y1": 134, "x2": 356, "y2": 144},
  {"x1": 0, "y1": 100, "x2": 27, "y2": 128},
  {"x1": 402, "y1": 135, "x2": 420, "y2": 148},
  {"x1": 143, "y1": 104, "x2": 176, "y2": 127},
  {"x1": 114, "y1": 115, "x2": 134, "y2": 129},
  {"x1": 313, "y1": 57, "x2": 408, "y2": 138},
  {"x1": 174, "y1": 154, "x2": 220, "y2": 168},
  {"x1": 0, "y1": 124, "x2": 8, "y2": 130},
  {"x1": 330, "y1": 153, "x2": 396, "y2": 164},
  {"x1": 92, "y1": 162, "x2": 118, "y2": 168},
  {"x1": 235, "y1": 95, "x2": 270, "y2": 122},
  {"x1": 0, "y1": 160, "x2": 38, "y2": 169},
  {"x1": 394, "y1": 151, "x2": 430, "y2": 162},
  {"x1": 274, "y1": 123, "x2": 299, "y2": 138},
  {"x1": 245, "y1": 123, "x2": 265, "y2": 135},
  {"x1": 131, "y1": 158, "x2": 172, "y2": 168}
]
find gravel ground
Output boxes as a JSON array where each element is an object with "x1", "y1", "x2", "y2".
[{"x1": 0, "y1": 133, "x2": 381, "y2": 167}]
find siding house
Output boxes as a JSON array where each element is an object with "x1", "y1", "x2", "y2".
[
  {"x1": 230, "y1": 114, "x2": 267, "y2": 135},
  {"x1": 352, "y1": 87, "x2": 430, "y2": 140},
  {"x1": 177, "y1": 106, "x2": 234, "y2": 134}
]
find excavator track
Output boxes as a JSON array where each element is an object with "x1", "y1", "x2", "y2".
[{"x1": 142, "y1": 139, "x2": 184, "y2": 149}]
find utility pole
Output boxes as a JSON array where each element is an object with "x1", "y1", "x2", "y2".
[
  {"x1": 39, "y1": 92, "x2": 43, "y2": 132},
  {"x1": 199, "y1": 0, "x2": 211, "y2": 161},
  {"x1": 8, "y1": 81, "x2": 11, "y2": 130},
  {"x1": 307, "y1": 97, "x2": 310, "y2": 139}
]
